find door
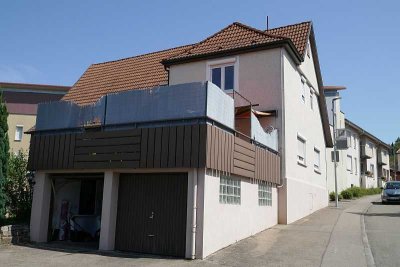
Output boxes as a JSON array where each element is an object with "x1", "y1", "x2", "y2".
[{"x1": 115, "y1": 173, "x2": 188, "y2": 257}]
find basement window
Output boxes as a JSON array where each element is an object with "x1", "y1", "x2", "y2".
[
  {"x1": 258, "y1": 181, "x2": 272, "y2": 206},
  {"x1": 219, "y1": 176, "x2": 241, "y2": 205}
]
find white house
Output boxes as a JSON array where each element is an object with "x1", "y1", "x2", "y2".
[{"x1": 28, "y1": 20, "x2": 333, "y2": 259}]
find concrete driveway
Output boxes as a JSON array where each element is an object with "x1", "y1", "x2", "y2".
[{"x1": 0, "y1": 195, "x2": 380, "y2": 267}]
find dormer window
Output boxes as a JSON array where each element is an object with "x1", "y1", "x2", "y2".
[{"x1": 207, "y1": 57, "x2": 238, "y2": 92}]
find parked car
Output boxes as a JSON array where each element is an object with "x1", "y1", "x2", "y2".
[{"x1": 381, "y1": 181, "x2": 400, "y2": 204}]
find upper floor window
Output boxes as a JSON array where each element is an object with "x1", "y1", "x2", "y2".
[
  {"x1": 297, "y1": 135, "x2": 306, "y2": 166},
  {"x1": 300, "y1": 79, "x2": 306, "y2": 103},
  {"x1": 208, "y1": 58, "x2": 237, "y2": 92},
  {"x1": 307, "y1": 42, "x2": 311, "y2": 58},
  {"x1": 354, "y1": 158, "x2": 358, "y2": 175},
  {"x1": 310, "y1": 89, "x2": 314, "y2": 110},
  {"x1": 347, "y1": 155, "x2": 353, "y2": 172},
  {"x1": 15, "y1": 125, "x2": 23, "y2": 141},
  {"x1": 314, "y1": 148, "x2": 320, "y2": 172},
  {"x1": 370, "y1": 164, "x2": 375, "y2": 176}
]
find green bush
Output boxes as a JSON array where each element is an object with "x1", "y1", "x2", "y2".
[
  {"x1": 337, "y1": 186, "x2": 382, "y2": 200},
  {"x1": 329, "y1": 192, "x2": 343, "y2": 201},
  {"x1": 348, "y1": 187, "x2": 362, "y2": 198},
  {"x1": 341, "y1": 190, "x2": 353, "y2": 199}
]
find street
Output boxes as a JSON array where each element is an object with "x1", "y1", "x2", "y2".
[
  {"x1": 365, "y1": 201, "x2": 400, "y2": 267},
  {"x1": 1, "y1": 195, "x2": 399, "y2": 267}
]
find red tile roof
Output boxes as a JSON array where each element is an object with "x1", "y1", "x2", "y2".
[
  {"x1": 265, "y1": 21, "x2": 312, "y2": 58},
  {"x1": 62, "y1": 21, "x2": 312, "y2": 106},
  {"x1": 62, "y1": 45, "x2": 192, "y2": 105},
  {"x1": 164, "y1": 22, "x2": 288, "y2": 63}
]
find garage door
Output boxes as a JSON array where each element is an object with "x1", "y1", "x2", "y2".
[{"x1": 115, "y1": 173, "x2": 188, "y2": 257}]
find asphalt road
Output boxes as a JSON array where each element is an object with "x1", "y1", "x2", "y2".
[{"x1": 365, "y1": 201, "x2": 400, "y2": 267}]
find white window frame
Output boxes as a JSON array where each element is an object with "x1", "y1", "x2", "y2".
[
  {"x1": 347, "y1": 155, "x2": 353, "y2": 172},
  {"x1": 206, "y1": 57, "x2": 239, "y2": 92},
  {"x1": 297, "y1": 134, "x2": 306, "y2": 166},
  {"x1": 258, "y1": 181, "x2": 272, "y2": 206},
  {"x1": 314, "y1": 147, "x2": 320, "y2": 173},
  {"x1": 354, "y1": 157, "x2": 358, "y2": 175},
  {"x1": 370, "y1": 164, "x2": 374, "y2": 177},
  {"x1": 310, "y1": 88, "x2": 314, "y2": 110},
  {"x1": 300, "y1": 77, "x2": 306, "y2": 103},
  {"x1": 219, "y1": 175, "x2": 241, "y2": 205},
  {"x1": 14, "y1": 125, "x2": 23, "y2": 141}
]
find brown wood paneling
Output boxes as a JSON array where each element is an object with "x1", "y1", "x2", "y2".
[
  {"x1": 68, "y1": 134, "x2": 75, "y2": 169},
  {"x1": 115, "y1": 173, "x2": 187, "y2": 257},
  {"x1": 190, "y1": 124, "x2": 199, "y2": 167},
  {"x1": 160, "y1": 127, "x2": 169, "y2": 168},
  {"x1": 198, "y1": 124, "x2": 207, "y2": 168},
  {"x1": 63, "y1": 134, "x2": 71, "y2": 169},
  {"x1": 183, "y1": 125, "x2": 192, "y2": 167},
  {"x1": 153, "y1": 127, "x2": 163, "y2": 168},
  {"x1": 57, "y1": 134, "x2": 65, "y2": 169},
  {"x1": 175, "y1": 126, "x2": 184, "y2": 167},
  {"x1": 146, "y1": 128, "x2": 155, "y2": 168},
  {"x1": 140, "y1": 128, "x2": 148, "y2": 168},
  {"x1": 167, "y1": 126, "x2": 176, "y2": 167}
]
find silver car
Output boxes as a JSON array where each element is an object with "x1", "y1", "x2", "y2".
[{"x1": 381, "y1": 181, "x2": 400, "y2": 204}]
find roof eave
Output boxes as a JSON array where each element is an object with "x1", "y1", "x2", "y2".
[
  {"x1": 162, "y1": 39, "x2": 302, "y2": 67},
  {"x1": 309, "y1": 25, "x2": 334, "y2": 148}
]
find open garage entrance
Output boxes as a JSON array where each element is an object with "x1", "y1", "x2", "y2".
[
  {"x1": 115, "y1": 173, "x2": 188, "y2": 257},
  {"x1": 48, "y1": 173, "x2": 104, "y2": 249}
]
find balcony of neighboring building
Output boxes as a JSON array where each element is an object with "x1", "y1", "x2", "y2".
[
  {"x1": 377, "y1": 149, "x2": 388, "y2": 165},
  {"x1": 360, "y1": 143, "x2": 373, "y2": 159}
]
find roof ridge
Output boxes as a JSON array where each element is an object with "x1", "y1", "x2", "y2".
[
  {"x1": 266, "y1": 20, "x2": 312, "y2": 32},
  {"x1": 166, "y1": 22, "x2": 238, "y2": 59},
  {"x1": 232, "y1": 21, "x2": 287, "y2": 40},
  {"x1": 92, "y1": 44, "x2": 194, "y2": 66}
]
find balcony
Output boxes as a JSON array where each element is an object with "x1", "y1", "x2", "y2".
[
  {"x1": 28, "y1": 82, "x2": 280, "y2": 184},
  {"x1": 377, "y1": 150, "x2": 388, "y2": 165},
  {"x1": 361, "y1": 145, "x2": 373, "y2": 159}
]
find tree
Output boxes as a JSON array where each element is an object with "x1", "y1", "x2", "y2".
[
  {"x1": 5, "y1": 151, "x2": 31, "y2": 219},
  {"x1": 0, "y1": 94, "x2": 9, "y2": 220},
  {"x1": 390, "y1": 137, "x2": 400, "y2": 169}
]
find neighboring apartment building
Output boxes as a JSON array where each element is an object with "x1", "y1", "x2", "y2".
[
  {"x1": 324, "y1": 86, "x2": 390, "y2": 192},
  {"x1": 345, "y1": 119, "x2": 391, "y2": 188},
  {"x1": 0, "y1": 82, "x2": 70, "y2": 153},
  {"x1": 28, "y1": 21, "x2": 332, "y2": 259}
]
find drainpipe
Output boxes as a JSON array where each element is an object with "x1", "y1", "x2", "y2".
[{"x1": 191, "y1": 169, "x2": 198, "y2": 259}]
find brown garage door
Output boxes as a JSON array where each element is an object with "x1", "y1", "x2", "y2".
[{"x1": 115, "y1": 173, "x2": 188, "y2": 257}]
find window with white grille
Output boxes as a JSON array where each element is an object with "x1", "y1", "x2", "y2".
[
  {"x1": 258, "y1": 181, "x2": 272, "y2": 206},
  {"x1": 219, "y1": 176, "x2": 241, "y2": 205}
]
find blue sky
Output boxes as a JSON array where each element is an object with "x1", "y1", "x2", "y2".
[{"x1": 1, "y1": 0, "x2": 399, "y2": 143}]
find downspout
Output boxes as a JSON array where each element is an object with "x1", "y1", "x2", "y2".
[
  {"x1": 191, "y1": 168, "x2": 198, "y2": 259},
  {"x1": 278, "y1": 48, "x2": 286, "y2": 188}
]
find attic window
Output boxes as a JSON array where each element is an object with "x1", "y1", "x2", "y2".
[
  {"x1": 307, "y1": 42, "x2": 311, "y2": 58},
  {"x1": 207, "y1": 57, "x2": 238, "y2": 92}
]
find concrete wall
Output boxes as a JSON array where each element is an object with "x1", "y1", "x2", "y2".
[
  {"x1": 8, "y1": 113, "x2": 36, "y2": 153},
  {"x1": 279, "y1": 49, "x2": 328, "y2": 224},
  {"x1": 199, "y1": 170, "x2": 278, "y2": 258},
  {"x1": 361, "y1": 137, "x2": 378, "y2": 188}
]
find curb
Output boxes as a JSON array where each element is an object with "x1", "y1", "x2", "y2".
[{"x1": 360, "y1": 201, "x2": 376, "y2": 267}]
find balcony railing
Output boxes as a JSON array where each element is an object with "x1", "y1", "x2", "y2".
[
  {"x1": 361, "y1": 145, "x2": 373, "y2": 159},
  {"x1": 377, "y1": 151, "x2": 387, "y2": 165}
]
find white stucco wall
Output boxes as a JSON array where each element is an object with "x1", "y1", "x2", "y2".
[
  {"x1": 169, "y1": 49, "x2": 283, "y2": 130},
  {"x1": 199, "y1": 170, "x2": 278, "y2": 258},
  {"x1": 279, "y1": 49, "x2": 328, "y2": 224}
]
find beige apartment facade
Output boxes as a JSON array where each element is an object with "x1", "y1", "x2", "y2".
[{"x1": 0, "y1": 82, "x2": 70, "y2": 153}]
